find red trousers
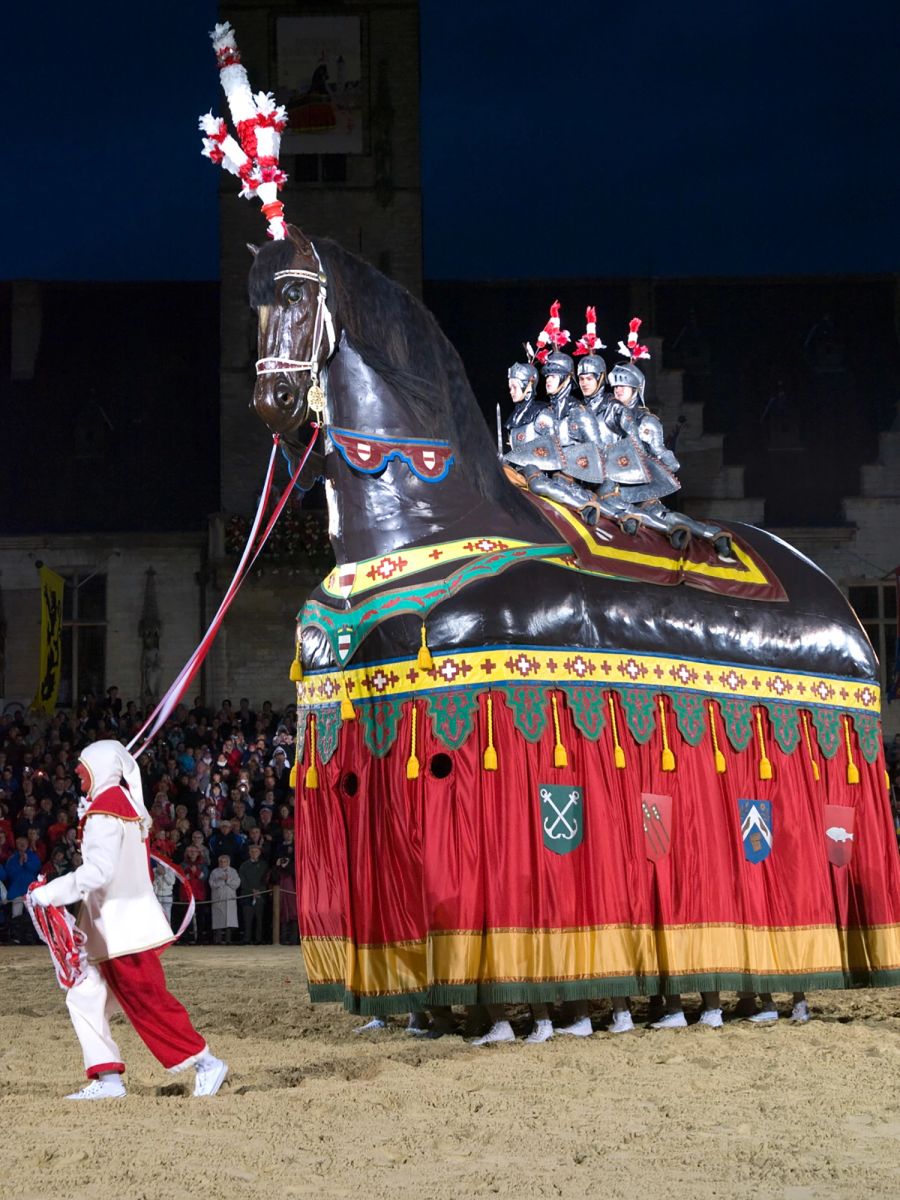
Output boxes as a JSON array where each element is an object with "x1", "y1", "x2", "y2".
[{"x1": 67, "y1": 951, "x2": 206, "y2": 1077}]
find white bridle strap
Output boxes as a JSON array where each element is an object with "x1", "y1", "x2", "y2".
[{"x1": 256, "y1": 244, "x2": 336, "y2": 377}]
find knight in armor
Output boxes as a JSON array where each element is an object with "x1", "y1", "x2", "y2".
[
  {"x1": 576, "y1": 355, "x2": 608, "y2": 411},
  {"x1": 504, "y1": 361, "x2": 544, "y2": 453},
  {"x1": 513, "y1": 349, "x2": 608, "y2": 514},
  {"x1": 502, "y1": 306, "x2": 610, "y2": 517},
  {"x1": 572, "y1": 307, "x2": 609, "y2": 415},
  {"x1": 538, "y1": 350, "x2": 581, "y2": 426},
  {"x1": 605, "y1": 354, "x2": 732, "y2": 557}
]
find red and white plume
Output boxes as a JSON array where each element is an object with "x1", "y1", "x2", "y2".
[
  {"x1": 199, "y1": 22, "x2": 289, "y2": 240},
  {"x1": 573, "y1": 306, "x2": 607, "y2": 356},
  {"x1": 617, "y1": 316, "x2": 651, "y2": 361},
  {"x1": 533, "y1": 301, "x2": 571, "y2": 364}
]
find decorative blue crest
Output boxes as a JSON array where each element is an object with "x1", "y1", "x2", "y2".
[{"x1": 738, "y1": 798, "x2": 773, "y2": 863}]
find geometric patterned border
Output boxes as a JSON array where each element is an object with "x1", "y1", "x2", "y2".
[{"x1": 297, "y1": 644, "x2": 882, "y2": 716}]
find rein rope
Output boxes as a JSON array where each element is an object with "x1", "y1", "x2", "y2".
[{"x1": 127, "y1": 426, "x2": 321, "y2": 760}]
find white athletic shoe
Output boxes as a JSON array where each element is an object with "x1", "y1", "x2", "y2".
[
  {"x1": 471, "y1": 1020, "x2": 515, "y2": 1046},
  {"x1": 747, "y1": 1009, "x2": 778, "y2": 1024},
  {"x1": 791, "y1": 1000, "x2": 811, "y2": 1023},
  {"x1": 608, "y1": 1010, "x2": 635, "y2": 1034},
  {"x1": 193, "y1": 1055, "x2": 229, "y2": 1097},
  {"x1": 66, "y1": 1077, "x2": 126, "y2": 1101},
  {"x1": 556, "y1": 1016, "x2": 593, "y2": 1037},
  {"x1": 354, "y1": 1017, "x2": 388, "y2": 1034},
  {"x1": 524, "y1": 1019, "x2": 554, "y2": 1044},
  {"x1": 650, "y1": 1010, "x2": 687, "y2": 1030},
  {"x1": 698, "y1": 1008, "x2": 724, "y2": 1029}
]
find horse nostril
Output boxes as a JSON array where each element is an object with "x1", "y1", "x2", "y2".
[{"x1": 273, "y1": 382, "x2": 294, "y2": 410}]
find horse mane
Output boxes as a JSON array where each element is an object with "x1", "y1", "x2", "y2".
[{"x1": 249, "y1": 234, "x2": 515, "y2": 508}]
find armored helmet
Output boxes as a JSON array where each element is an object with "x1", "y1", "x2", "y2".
[
  {"x1": 608, "y1": 361, "x2": 646, "y2": 402},
  {"x1": 508, "y1": 361, "x2": 538, "y2": 393},
  {"x1": 541, "y1": 350, "x2": 574, "y2": 380},
  {"x1": 576, "y1": 355, "x2": 607, "y2": 379}
]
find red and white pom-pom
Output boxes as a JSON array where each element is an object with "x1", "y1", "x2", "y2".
[
  {"x1": 574, "y1": 305, "x2": 607, "y2": 356},
  {"x1": 534, "y1": 300, "x2": 570, "y2": 352},
  {"x1": 617, "y1": 315, "x2": 652, "y2": 361}
]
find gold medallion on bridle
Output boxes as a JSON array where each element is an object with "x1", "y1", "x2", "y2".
[{"x1": 307, "y1": 382, "x2": 326, "y2": 416}]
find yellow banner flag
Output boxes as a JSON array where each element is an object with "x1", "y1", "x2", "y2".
[{"x1": 33, "y1": 566, "x2": 64, "y2": 714}]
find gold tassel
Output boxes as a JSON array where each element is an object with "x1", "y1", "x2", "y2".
[
  {"x1": 608, "y1": 693, "x2": 626, "y2": 769},
  {"x1": 417, "y1": 621, "x2": 434, "y2": 670},
  {"x1": 304, "y1": 714, "x2": 319, "y2": 790},
  {"x1": 551, "y1": 692, "x2": 568, "y2": 768},
  {"x1": 290, "y1": 628, "x2": 304, "y2": 681},
  {"x1": 483, "y1": 692, "x2": 498, "y2": 771},
  {"x1": 406, "y1": 702, "x2": 420, "y2": 780},
  {"x1": 801, "y1": 711, "x2": 820, "y2": 782},
  {"x1": 340, "y1": 673, "x2": 356, "y2": 721},
  {"x1": 755, "y1": 707, "x2": 773, "y2": 781},
  {"x1": 708, "y1": 701, "x2": 726, "y2": 773},
  {"x1": 658, "y1": 695, "x2": 675, "y2": 772},
  {"x1": 844, "y1": 715, "x2": 860, "y2": 785},
  {"x1": 886, "y1": 769, "x2": 892, "y2": 793}
]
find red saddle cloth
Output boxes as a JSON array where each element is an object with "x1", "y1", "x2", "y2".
[{"x1": 525, "y1": 494, "x2": 786, "y2": 602}]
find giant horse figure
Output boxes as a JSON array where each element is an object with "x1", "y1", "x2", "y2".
[{"x1": 204, "y1": 25, "x2": 900, "y2": 1015}]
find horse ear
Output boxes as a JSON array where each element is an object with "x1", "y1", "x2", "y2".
[
  {"x1": 247, "y1": 243, "x2": 260, "y2": 258},
  {"x1": 287, "y1": 225, "x2": 314, "y2": 258}
]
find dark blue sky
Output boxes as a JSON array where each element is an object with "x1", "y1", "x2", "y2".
[{"x1": 4, "y1": 1, "x2": 899, "y2": 281}]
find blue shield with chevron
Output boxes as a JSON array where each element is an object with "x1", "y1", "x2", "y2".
[{"x1": 738, "y1": 799, "x2": 773, "y2": 863}]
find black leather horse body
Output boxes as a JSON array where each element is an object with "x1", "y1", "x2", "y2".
[{"x1": 249, "y1": 229, "x2": 873, "y2": 686}]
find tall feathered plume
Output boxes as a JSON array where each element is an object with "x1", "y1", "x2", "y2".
[
  {"x1": 617, "y1": 316, "x2": 651, "y2": 361},
  {"x1": 573, "y1": 306, "x2": 607, "y2": 356},
  {"x1": 533, "y1": 301, "x2": 571, "y2": 364},
  {"x1": 199, "y1": 23, "x2": 289, "y2": 240}
]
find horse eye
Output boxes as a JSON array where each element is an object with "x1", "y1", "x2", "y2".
[{"x1": 283, "y1": 283, "x2": 303, "y2": 305}]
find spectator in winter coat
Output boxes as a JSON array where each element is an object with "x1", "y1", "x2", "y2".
[
  {"x1": 208, "y1": 855, "x2": 240, "y2": 944},
  {"x1": 1, "y1": 836, "x2": 42, "y2": 916},
  {"x1": 238, "y1": 846, "x2": 269, "y2": 945}
]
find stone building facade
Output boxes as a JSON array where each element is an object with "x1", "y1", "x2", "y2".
[{"x1": 0, "y1": 0, "x2": 422, "y2": 721}]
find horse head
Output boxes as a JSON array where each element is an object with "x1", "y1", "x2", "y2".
[{"x1": 248, "y1": 224, "x2": 339, "y2": 458}]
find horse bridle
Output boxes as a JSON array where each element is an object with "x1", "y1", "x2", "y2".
[{"x1": 255, "y1": 244, "x2": 337, "y2": 387}]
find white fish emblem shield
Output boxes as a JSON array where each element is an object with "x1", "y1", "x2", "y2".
[{"x1": 824, "y1": 805, "x2": 855, "y2": 866}]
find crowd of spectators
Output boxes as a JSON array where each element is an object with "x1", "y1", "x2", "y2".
[{"x1": 0, "y1": 689, "x2": 299, "y2": 947}]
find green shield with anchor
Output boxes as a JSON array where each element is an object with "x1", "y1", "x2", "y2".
[{"x1": 540, "y1": 784, "x2": 584, "y2": 855}]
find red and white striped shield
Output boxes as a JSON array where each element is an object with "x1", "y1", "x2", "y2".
[
  {"x1": 641, "y1": 793, "x2": 673, "y2": 862},
  {"x1": 336, "y1": 562, "x2": 357, "y2": 600}
]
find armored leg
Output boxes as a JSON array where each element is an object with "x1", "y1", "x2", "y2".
[
  {"x1": 638, "y1": 501, "x2": 733, "y2": 559},
  {"x1": 526, "y1": 471, "x2": 597, "y2": 512},
  {"x1": 628, "y1": 501, "x2": 692, "y2": 549}
]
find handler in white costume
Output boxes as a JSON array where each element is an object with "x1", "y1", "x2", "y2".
[{"x1": 30, "y1": 740, "x2": 228, "y2": 1100}]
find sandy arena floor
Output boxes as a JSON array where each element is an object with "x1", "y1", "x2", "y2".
[{"x1": 2, "y1": 945, "x2": 900, "y2": 1199}]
